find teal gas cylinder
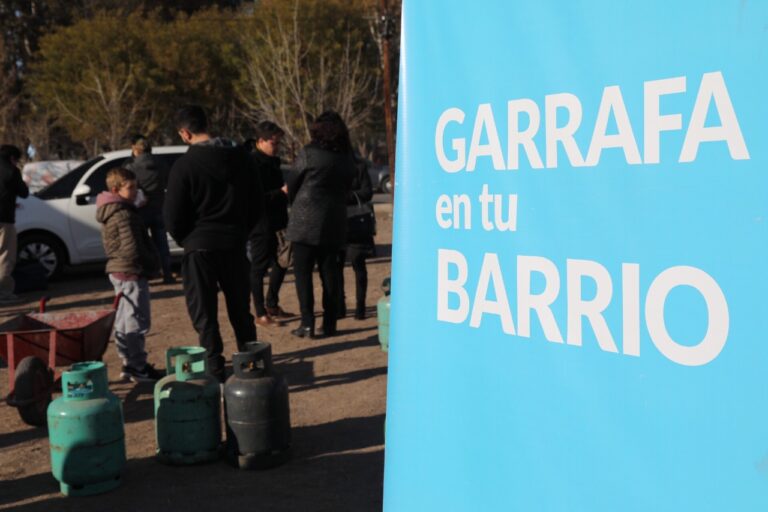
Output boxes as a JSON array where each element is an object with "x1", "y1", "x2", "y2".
[
  {"x1": 154, "y1": 347, "x2": 221, "y2": 464},
  {"x1": 377, "y1": 277, "x2": 391, "y2": 352},
  {"x1": 47, "y1": 361, "x2": 125, "y2": 496}
]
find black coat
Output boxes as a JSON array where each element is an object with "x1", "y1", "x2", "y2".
[
  {"x1": 0, "y1": 156, "x2": 29, "y2": 223},
  {"x1": 346, "y1": 156, "x2": 373, "y2": 205},
  {"x1": 164, "y1": 141, "x2": 263, "y2": 251},
  {"x1": 346, "y1": 157, "x2": 375, "y2": 247},
  {"x1": 250, "y1": 150, "x2": 288, "y2": 236},
  {"x1": 286, "y1": 144, "x2": 354, "y2": 249},
  {"x1": 126, "y1": 153, "x2": 169, "y2": 210}
]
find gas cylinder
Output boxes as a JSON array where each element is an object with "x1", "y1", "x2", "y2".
[
  {"x1": 47, "y1": 361, "x2": 125, "y2": 496},
  {"x1": 377, "y1": 277, "x2": 391, "y2": 352},
  {"x1": 224, "y1": 341, "x2": 291, "y2": 469},
  {"x1": 154, "y1": 346, "x2": 221, "y2": 464}
]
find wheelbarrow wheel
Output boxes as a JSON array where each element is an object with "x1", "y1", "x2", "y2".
[{"x1": 14, "y1": 356, "x2": 53, "y2": 427}]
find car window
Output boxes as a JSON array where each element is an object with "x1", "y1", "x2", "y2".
[
  {"x1": 84, "y1": 157, "x2": 130, "y2": 195},
  {"x1": 35, "y1": 157, "x2": 103, "y2": 200},
  {"x1": 156, "y1": 153, "x2": 183, "y2": 171}
]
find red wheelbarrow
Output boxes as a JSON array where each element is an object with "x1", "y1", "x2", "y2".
[{"x1": 0, "y1": 295, "x2": 120, "y2": 426}]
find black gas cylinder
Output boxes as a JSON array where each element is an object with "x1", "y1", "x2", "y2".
[{"x1": 224, "y1": 341, "x2": 291, "y2": 469}]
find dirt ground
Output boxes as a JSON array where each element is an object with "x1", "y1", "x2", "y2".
[{"x1": 0, "y1": 204, "x2": 392, "y2": 512}]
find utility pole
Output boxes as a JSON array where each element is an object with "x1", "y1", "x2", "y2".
[{"x1": 379, "y1": 0, "x2": 396, "y2": 196}]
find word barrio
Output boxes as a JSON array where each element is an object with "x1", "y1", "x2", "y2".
[{"x1": 433, "y1": 72, "x2": 745, "y2": 367}]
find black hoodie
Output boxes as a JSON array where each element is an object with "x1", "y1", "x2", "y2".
[{"x1": 164, "y1": 139, "x2": 263, "y2": 251}]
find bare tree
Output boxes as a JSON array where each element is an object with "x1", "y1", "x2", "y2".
[
  {"x1": 20, "y1": 110, "x2": 54, "y2": 160},
  {"x1": 367, "y1": 0, "x2": 400, "y2": 164},
  {"x1": 82, "y1": 62, "x2": 147, "y2": 150},
  {"x1": 239, "y1": 1, "x2": 375, "y2": 158}
]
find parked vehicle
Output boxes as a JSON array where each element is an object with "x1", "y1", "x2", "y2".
[
  {"x1": 22, "y1": 160, "x2": 83, "y2": 194},
  {"x1": 368, "y1": 163, "x2": 392, "y2": 194},
  {"x1": 15, "y1": 146, "x2": 188, "y2": 277}
]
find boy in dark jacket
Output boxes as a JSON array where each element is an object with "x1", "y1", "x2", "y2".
[{"x1": 96, "y1": 168, "x2": 162, "y2": 382}]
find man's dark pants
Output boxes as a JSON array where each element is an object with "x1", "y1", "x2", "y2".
[
  {"x1": 182, "y1": 248, "x2": 256, "y2": 378},
  {"x1": 140, "y1": 206, "x2": 172, "y2": 279},
  {"x1": 336, "y1": 246, "x2": 369, "y2": 315},
  {"x1": 249, "y1": 232, "x2": 287, "y2": 317}
]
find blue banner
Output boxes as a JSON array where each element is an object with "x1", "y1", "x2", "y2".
[{"x1": 385, "y1": 1, "x2": 768, "y2": 510}]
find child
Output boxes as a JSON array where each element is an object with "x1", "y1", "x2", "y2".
[{"x1": 96, "y1": 168, "x2": 163, "y2": 382}]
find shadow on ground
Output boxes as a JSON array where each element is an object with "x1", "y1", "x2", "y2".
[
  {"x1": 0, "y1": 414, "x2": 385, "y2": 512},
  {"x1": 0, "y1": 425, "x2": 48, "y2": 450}
]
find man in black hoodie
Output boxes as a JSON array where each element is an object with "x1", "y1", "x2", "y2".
[
  {"x1": 0, "y1": 145, "x2": 29, "y2": 304},
  {"x1": 164, "y1": 106, "x2": 261, "y2": 381}
]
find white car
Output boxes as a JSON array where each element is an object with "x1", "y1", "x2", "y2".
[{"x1": 16, "y1": 146, "x2": 188, "y2": 277}]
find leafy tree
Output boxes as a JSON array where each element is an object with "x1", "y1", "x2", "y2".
[
  {"x1": 0, "y1": 38, "x2": 21, "y2": 146},
  {"x1": 23, "y1": 1, "x2": 397, "y2": 159},
  {"x1": 1, "y1": 1, "x2": 246, "y2": 156},
  {"x1": 145, "y1": 7, "x2": 245, "y2": 143},
  {"x1": 0, "y1": 1, "x2": 67, "y2": 149},
  {"x1": 30, "y1": 13, "x2": 161, "y2": 153}
]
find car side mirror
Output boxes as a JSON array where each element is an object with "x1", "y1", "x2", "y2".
[{"x1": 73, "y1": 184, "x2": 92, "y2": 205}]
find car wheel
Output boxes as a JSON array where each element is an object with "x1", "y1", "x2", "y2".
[
  {"x1": 382, "y1": 176, "x2": 393, "y2": 194},
  {"x1": 17, "y1": 233, "x2": 67, "y2": 278}
]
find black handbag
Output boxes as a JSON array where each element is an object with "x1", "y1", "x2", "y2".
[{"x1": 347, "y1": 193, "x2": 376, "y2": 238}]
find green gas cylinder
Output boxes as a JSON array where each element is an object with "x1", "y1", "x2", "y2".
[
  {"x1": 377, "y1": 277, "x2": 391, "y2": 352},
  {"x1": 154, "y1": 346, "x2": 221, "y2": 464},
  {"x1": 47, "y1": 361, "x2": 125, "y2": 496}
]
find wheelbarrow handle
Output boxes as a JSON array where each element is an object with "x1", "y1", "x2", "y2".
[{"x1": 39, "y1": 293, "x2": 122, "y2": 312}]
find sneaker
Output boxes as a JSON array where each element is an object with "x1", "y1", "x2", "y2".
[
  {"x1": 290, "y1": 325, "x2": 314, "y2": 338},
  {"x1": 256, "y1": 314, "x2": 279, "y2": 327},
  {"x1": 121, "y1": 364, "x2": 164, "y2": 383}
]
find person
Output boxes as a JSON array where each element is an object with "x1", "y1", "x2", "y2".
[
  {"x1": 164, "y1": 105, "x2": 261, "y2": 381},
  {"x1": 125, "y1": 134, "x2": 174, "y2": 283},
  {"x1": 96, "y1": 167, "x2": 163, "y2": 382},
  {"x1": 0, "y1": 145, "x2": 29, "y2": 304},
  {"x1": 337, "y1": 155, "x2": 376, "y2": 320},
  {"x1": 286, "y1": 111, "x2": 355, "y2": 338},
  {"x1": 247, "y1": 121, "x2": 292, "y2": 327}
]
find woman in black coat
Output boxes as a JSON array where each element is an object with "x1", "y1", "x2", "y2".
[
  {"x1": 286, "y1": 111, "x2": 355, "y2": 338},
  {"x1": 337, "y1": 156, "x2": 376, "y2": 319}
]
